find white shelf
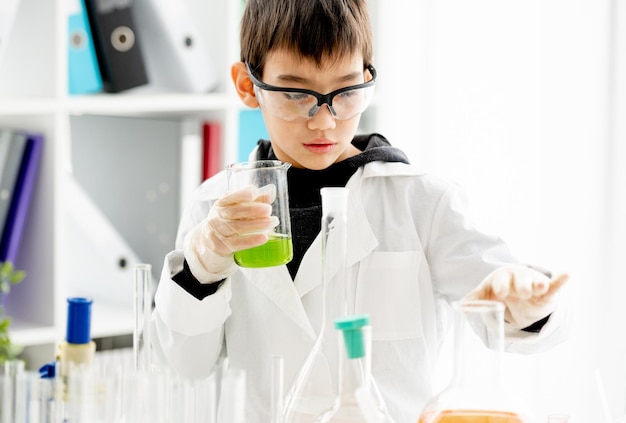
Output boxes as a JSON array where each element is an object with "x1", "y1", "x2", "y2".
[
  {"x1": 10, "y1": 303, "x2": 136, "y2": 348},
  {"x1": 10, "y1": 323, "x2": 59, "y2": 347},
  {"x1": 0, "y1": 99, "x2": 59, "y2": 116},
  {"x1": 65, "y1": 92, "x2": 239, "y2": 116}
]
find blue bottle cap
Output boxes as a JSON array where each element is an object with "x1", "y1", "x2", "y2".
[
  {"x1": 66, "y1": 297, "x2": 93, "y2": 344},
  {"x1": 38, "y1": 362, "x2": 56, "y2": 379},
  {"x1": 334, "y1": 314, "x2": 370, "y2": 359}
]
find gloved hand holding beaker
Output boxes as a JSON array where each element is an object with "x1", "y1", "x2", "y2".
[{"x1": 184, "y1": 184, "x2": 280, "y2": 283}]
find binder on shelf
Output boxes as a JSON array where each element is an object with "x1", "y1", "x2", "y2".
[
  {"x1": 70, "y1": 114, "x2": 181, "y2": 289},
  {"x1": 202, "y1": 121, "x2": 222, "y2": 180},
  {"x1": 0, "y1": 131, "x2": 28, "y2": 256},
  {"x1": 83, "y1": 0, "x2": 148, "y2": 93},
  {"x1": 0, "y1": 132, "x2": 43, "y2": 263},
  {"x1": 64, "y1": 176, "x2": 152, "y2": 309},
  {"x1": 68, "y1": 0, "x2": 103, "y2": 95},
  {"x1": 180, "y1": 118, "x2": 202, "y2": 215},
  {"x1": 0, "y1": 0, "x2": 21, "y2": 65},
  {"x1": 238, "y1": 109, "x2": 269, "y2": 162},
  {"x1": 131, "y1": 0, "x2": 217, "y2": 93},
  {"x1": 0, "y1": 129, "x2": 16, "y2": 244},
  {"x1": 0, "y1": 129, "x2": 13, "y2": 187}
]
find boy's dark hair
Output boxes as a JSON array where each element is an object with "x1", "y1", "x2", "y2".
[{"x1": 240, "y1": 0, "x2": 374, "y2": 74}]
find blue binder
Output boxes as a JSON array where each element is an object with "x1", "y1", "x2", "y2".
[{"x1": 68, "y1": 0, "x2": 103, "y2": 95}]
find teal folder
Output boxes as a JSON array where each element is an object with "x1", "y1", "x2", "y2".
[
  {"x1": 238, "y1": 109, "x2": 269, "y2": 162},
  {"x1": 68, "y1": 0, "x2": 103, "y2": 95}
]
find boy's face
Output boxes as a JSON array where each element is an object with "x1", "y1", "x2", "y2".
[{"x1": 235, "y1": 49, "x2": 371, "y2": 170}]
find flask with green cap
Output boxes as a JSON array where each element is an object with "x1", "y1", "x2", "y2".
[{"x1": 315, "y1": 314, "x2": 393, "y2": 423}]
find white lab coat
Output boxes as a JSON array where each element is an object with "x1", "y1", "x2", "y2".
[{"x1": 152, "y1": 160, "x2": 568, "y2": 422}]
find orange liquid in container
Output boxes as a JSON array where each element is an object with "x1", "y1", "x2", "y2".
[{"x1": 418, "y1": 409, "x2": 525, "y2": 423}]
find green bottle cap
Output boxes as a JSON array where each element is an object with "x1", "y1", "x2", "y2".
[{"x1": 334, "y1": 314, "x2": 370, "y2": 359}]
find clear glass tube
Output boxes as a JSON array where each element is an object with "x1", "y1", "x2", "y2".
[
  {"x1": 134, "y1": 264, "x2": 153, "y2": 373},
  {"x1": 192, "y1": 374, "x2": 217, "y2": 423},
  {"x1": 2, "y1": 359, "x2": 24, "y2": 423},
  {"x1": 217, "y1": 368, "x2": 247, "y2": 423},
  {"x1": 320, "y1": 188, "x2": 350, "y2": 318},
  {"x1": 20, "y1": 372, "x2": 56, "y2": 423},
  {"x1": 271, "y1": 355, "x2": 284, "y2": 423},
  {"x1": 418, "y1": 300, "x2": 533, "y2": 423}
]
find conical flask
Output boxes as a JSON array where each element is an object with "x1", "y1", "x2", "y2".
[
  {"x1": 283, "y1": 187, "x2": 350, "y2": 422},
  {"x1": 418, "y1": 300, "x2": 534, "y2": 423},
  {"x1": 283, "y1": 188, "x2": 394, "y2": 423}
]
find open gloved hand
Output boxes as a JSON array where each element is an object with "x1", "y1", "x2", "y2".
[
  {"x1": 184, "y1": 184, "x2": 279, "y2": 283},
  {"x1": 463, "y1": 264, "x2": 569, "y2": 330}
]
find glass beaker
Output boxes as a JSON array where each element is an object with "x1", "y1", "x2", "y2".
[
  {"x1": 226, "y1": 160, "x2": 293, "y2": 268},
  {"x1": 418, "y1": 300, "x2": 533, "y2": 423}
]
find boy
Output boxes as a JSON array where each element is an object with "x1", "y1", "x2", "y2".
[{"x1": 151, "y1": 0, "x2": 569, "y2": 421}]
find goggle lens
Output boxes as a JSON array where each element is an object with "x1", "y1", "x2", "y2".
[{"x1": 254, "y1": 84, "x2": 375, "y2": 121}]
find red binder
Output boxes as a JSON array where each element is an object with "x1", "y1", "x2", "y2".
[{"x1": 202, "y1": 121, "x2": 221, "y2": 180}]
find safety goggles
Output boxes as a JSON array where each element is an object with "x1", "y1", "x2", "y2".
[{"x1": 246, "y1": 63, "x2": 377, "y2": 121}]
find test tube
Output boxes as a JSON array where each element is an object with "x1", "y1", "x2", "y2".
[
  {"x1": 2, "y1": 360, "x2": 24, "y2": 423},
  {"x1": 23, "y1": 373, "x2": 56, "y2": 423},
  {"x1": 270, "y1": 355, "x2": 284, "y2": 423},
  {"x1": 217, "y1": 368, "x2": 246, "y2": 423},
  {"x1": 193, "y1": 374, "x2": 217, "y2": 423},
  {"x1": 134, "y1": 264, "x2": 153, "y2": 373}
]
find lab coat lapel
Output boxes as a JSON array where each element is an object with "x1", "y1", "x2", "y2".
[
  {"x1": 295, "y1": 178, "x2": 378, "y2": 297},
  {"x1": 239, "y1": 265, "x2": 316, "y2": 338}
]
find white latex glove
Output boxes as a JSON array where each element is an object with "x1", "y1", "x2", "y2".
[
  {"x1": 184, "y1": 184, "x2": 279, "y2": 283},
  {"x1": 463, "y1": 264, "x2": 569, "y2": 330}
]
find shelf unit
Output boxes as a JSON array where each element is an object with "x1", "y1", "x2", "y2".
[{"x1": 0, "y1": 0, "x2": 242, "y2": 362}]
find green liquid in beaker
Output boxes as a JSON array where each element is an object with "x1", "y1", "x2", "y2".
[{"x1": 234, "y1": 234, "x2": 293, "y2": 268}]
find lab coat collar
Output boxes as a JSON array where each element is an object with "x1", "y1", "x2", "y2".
[{"x1": 294, "y1": 172, "x2": 379, "y2": 297}]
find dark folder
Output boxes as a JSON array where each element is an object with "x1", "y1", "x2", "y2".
[{"x1": 83, "y1": 0, "x2": 148, "y2": 93}]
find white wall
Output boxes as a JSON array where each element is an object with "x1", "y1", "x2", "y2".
[{"x1": 374, "y1": 0, "x2": 623, "y2": 420}]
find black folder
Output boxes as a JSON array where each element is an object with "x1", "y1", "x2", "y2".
[{"x1": 84, "y1": 0, "x2": 148, "y2": 93}]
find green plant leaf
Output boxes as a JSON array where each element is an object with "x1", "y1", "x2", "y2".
[
  {"x1": 0, "y1": 261, "x2": 14, "y2": 277},
  {"x1": 0, "y1": 261, "x2": 26, "y2": 363},
  {"x1": 9, "y1": 271, "x2": 25, "y2": 285}
]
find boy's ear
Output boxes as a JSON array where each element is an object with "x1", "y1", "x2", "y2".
[{"x1": 231, "y1": 62, "x2": 260, "y2": 108}]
